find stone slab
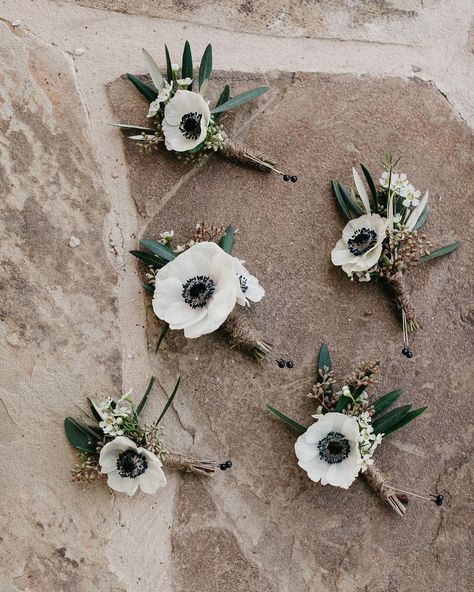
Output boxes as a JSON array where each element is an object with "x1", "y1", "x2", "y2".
[{"x1": 108, "y1": 71, "x2": 474, "y2": 591}]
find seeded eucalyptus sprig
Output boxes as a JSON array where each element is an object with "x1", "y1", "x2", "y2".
[
  {"x1": 113, "y1": 42, "x2": 297, "y2": 181},
  {"x1": 267, "y1": 343, "x2": 427, "y2": 516}
]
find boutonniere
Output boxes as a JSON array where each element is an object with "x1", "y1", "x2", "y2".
[
  {"x1": 267, "y1": 344, "x2": 443, "y2": 515},
  {"x1": 113, "y1": 42, "x2": 296, "y2": 181},
  {"x1": 331, "y1": 154, "x2": 461, "y2": 356},
  {"x1": 64, "y1": 377, "x2": 232, "y2": 495},
  {"x1": 131, "y1": 224, "x2": 272, "y2": 361}
]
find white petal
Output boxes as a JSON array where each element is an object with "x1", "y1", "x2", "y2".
[
  {"x1": 325, "y1": 458, "x2": 359, "y2": 489},
  {"x1": 166, "y1": 301, "x2": 207, "y2": 330},
  {"x1": 352, "y1": 167, "x2": 371, "y2": 214},
  {"x1": 106, "y1": 470, "x2": 140, "y2": 495},
  {"x1": 99, "y1": 436, "x2": 137, "y2": 472},
  {"x1": 138, "y1": 466, "x2": 167, "y2": 494},
  {"x1": 295, "y1": 436, "x2": 318, "y2": 463},
  {"x1": 331, "y1": 239, "x2": 358, "y2": 266},
  {"x1": 300, "y1": 457, "x2": 331, "y2": 483},
  {"x1": 304, "y1": 423, "x2": 325, "y2": 444},
  {"x1": 152, "y1": 277, "x2": 183, "y2": 319},
  {"x1": 162, "y1": 121, "x2": 206, "y2": 152}
]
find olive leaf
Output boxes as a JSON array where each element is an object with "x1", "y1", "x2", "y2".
[
  {"x1": 373, "y1": 389, "x2": 404, "y2": 417},
  {"x1": 360, "y1": 163, "x2": 379, "y2": 213},
  {"x1": 136, "y1": 376, "x2": 154, "y2": 416},
  {"x1": 332, "y1": 181, "x2": 353, "y2": 220},
  {"x1": 211, "y1": 87, "x2": 269, "y2": 115},
  {"x1": 419, "y1": 241, "x2": 461, "y2": 262},
  {"x1": 317, "y1": 343, "x2": 332, "y2": 397},
  {"x1": 372, "y1": 405, "x2": 412, "y2": 435},
  {"x1": 142, "y1": 48, "x2": 165, "y2": 91},
  {"x1": 181, "y1": 41, "x2": 193, "y2": 89},
  {"x1": 165, "y1": 44, "x2": 173, "y2": 83},
  {"x1": 218, "y1": 225, "x2": 236, "y2": 254},
  {"x1": 64, "y1": 417, "x2": 99, "y2": 454},
  {"x1": 199, "y1": 43, "x2": 213, "y2": 91},
  {"x1": 382, "y1": 406, "x2": 427, "y2": 436},
  {"x1": 266, "y1": 405, "x2": 306, "y2": 434},
  {"x1": 130, "y1": 250, "x2": 168, "y2": 269},
  {"x1": 127, "y1": 73, "x2": 157, "y2": 103},
  {"x1": 139, "y1": 239, "x2": 176, "y2": 262},
  {"x1": 156, "y1": 377, "x2": 181, "y2": 426},
  {"x1": 155, "y1": 322, "x2": 170, "y2": 353},
  {"x1": 413, "y1": 205, "x2": 429, "y2": 230}
]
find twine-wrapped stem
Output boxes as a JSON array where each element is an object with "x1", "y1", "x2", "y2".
[
  {"x1": 219, "y1": 140, "x2": 275, "y2": 173},
  {"x1": 385, "y1": 272, "x2": 420, "y2": 332},
  {"x1": 220, "y1": 307, "x2": 272, "y2": 361},
  {"x1": 162, "y1": 453, "x2": 216, "y2": 477},
  {"x1": 362, "y1": 466, "x2": 407, "y2": 516}
]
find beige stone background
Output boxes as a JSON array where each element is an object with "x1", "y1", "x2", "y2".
[{"x1": 1, "y1": 1, "x2": 473, "y2": 591}]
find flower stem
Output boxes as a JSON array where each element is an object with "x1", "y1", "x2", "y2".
[
  {"x1": 385, "y1": 273, "x2": 421, "y2": 332},
  {"x1": 220, "y1": 308, "x2": 273, "y2": 361},
  {"x1": 362, "y1": 465, "x2": 407, "y2": 516},
  {"x1": 219, "y1": 140, "x2": 275, "y2": 173},
  {"x1": 162, "y1": 453, "x2": 217, "y2": 477}
]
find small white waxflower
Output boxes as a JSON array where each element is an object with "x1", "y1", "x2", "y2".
[
  {"x1": 176, "y1": 77, "x2": 192, "y2": 87},
  {"x1": 153, "y1": 241, "x2": 238, "y2": 338},
  {"x1": 147, "y1": 82, "x2": 173, "y2": 118},
  {"x1": 342, "y1": 385, "x2": 351, "y2": 397},
  {"x1": 99, "y1": 436, "x2": 167, "y2": 496},
  {"x1": 295, "y1": 412, "x2": 361, "y2": 489},
  {"x1": 380, "y1": 172, "x2": 409, "y2": 194},
  {"x1": 158, "y1": 230, "x2": 175, "y2": 245},
  {"x1": 173, "y1": 244, "x2": 186, "y2": 253},
  {"x1": 331, "y1": 213, "x2": 388, "y2": 277},
  {"x1": 100, "y1": 415, "x2": 124, "y2": 437},
  {"x1": 162, "y1": 90, "x2": 211, "y2": 151},
  {"x1": 233, "y1": 259, "x2": 265, "y2": 307},
  {"x1": 402, "y1": 185, "x2": 421, "y2": 208}
]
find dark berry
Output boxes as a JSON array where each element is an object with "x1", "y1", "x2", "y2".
[
  {"x1": 225, "y1": 460, "x2": 233, "y2": 469},
  {"x1": 405, "y1": 350, "x2": 414, "y2": 359},
  {"x1": 435, "y1": 495, "x2": 444, "y2": 506},
  {"x1": 277, "y1": 359, "x2": 286, "y2": 368},
  {"x1": 401, "y1": 347, "x2": 409, "y2": 356},
  {"x1": 290, "y1": 175, "x2": 298, "y2": 183},
  {"x1": 283, "y1": 174, "x2": 290, "y2": 182},
  {"x1": 286, "y1": 360, "x2": 294, "y2": 369}
]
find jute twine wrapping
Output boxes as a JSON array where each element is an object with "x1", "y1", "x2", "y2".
[
  {"x1": 362, "y1": 465, "x2": 392, "y2": 501},
  {"x1": 385, "y1": 272, "x2": 419, "y2": 329},
  {"x1": 219, "y1": 140, "x2": 275, "y2": 172},
  {"x1": 221, "y1": 308, "x2": 265, "y2": 352},
  {"x1": 162, "y1": 453, "x2": 215, "y2": 477}
]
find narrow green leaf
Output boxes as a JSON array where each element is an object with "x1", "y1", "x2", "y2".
[
  {"x1": 383, "y1": 406, "x2": 427, "y2": 436},
  {"x1": 317, "y1": 343, "x2": 332, "y2": 397},
  {"x1": 64, "y1": 417, "x2": 99, "y2": 454},
  {"x1": 199, "y1": 43, "x2": 212, "y2": 91},
  {"x1": 373, "y1": 389, "x2": 404, "y2": 417},
  {"x1": 155, "y1": 322, "x2": 170, "y2": 353},
  {"x1": 142, "y1": 48, "x2": 165, "y2": 91},
  {"x1": 266, "y1": 405, "x2": 306, "y2": 434},
  {"x1": 156, "y1": 377, "x2": 181, "y2": 425},
  {"x1": 218, "y1": 225, "x2": 236, "y2": 254},
  {"x1": 165, "y1": 44, "x2": 173, "y2": 83},
  {"x1": 127, "y1": 73, "x2": 157, "y2": 102},
  {"x1": 213, "y1": 84, "x2": 230, "y2": 122},
  {"x1": 372, "y1": 405, "x2": 412, "y2": 435},
  {"x1": 334, "y1": 395, "x2": 352, "y2": 412},
  {"x1": 136, "y1": 376, "x2": 154, "y2": 416},
  {"x1": 110, "y1": 123, "x2": 156, "y2": 132},
  {"x1": 130, "y1": 250, "x2": 167, "y2": 269},
  {"x1": 143, "y1": 283, "x2": 154, "y2": 294},
  {"x1": 419, "y1": 241, "x2": 461, "y2": 262},
  {"x1": 181, "y1": 41, "x2": 193, "y2": 89},
  {"x1": 360, "y1": 163, "x2": 379, "y2": 213},
  {"x1": 413, "y1": 205, "x2": 429, "y2": 230},
  {"x1": 139, "y1": 239, "x2": 176, "y2": 262},
  {"x1": 87, "y1": 398, "x2": 102, "y2": 422},
  {"x1": 339, "y1": 183, "x2": 365, "y2": 216},
  {"x1": 211, "y1": 86, "x2": 269, "y2": 114},
  {"x1": 332, "y1": 181, "x2": 353, "y2": 220}
]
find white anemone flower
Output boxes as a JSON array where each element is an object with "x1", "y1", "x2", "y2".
[
  {"x1": 331, "y1": 213, "x2": 388, "y2": 277},
  {"x1": 162, "y1": 90, "x2": 210, "y2": 151},
  {"x1": 153, "y1": 241, "x2": 238, "y2": 338},
  {"x1": 99, "y1": 436, "x2": 167, "y2": 496},
  {"x1": 295, "y1": 412, "x2": 361, "y2": 489},
  {"x1": 233, "y1": 259, "x2": 265, "y2": 307}
]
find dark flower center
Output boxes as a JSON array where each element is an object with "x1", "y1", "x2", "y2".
[
  {"x1": 238, "y1": 274, "x2": 248, "y2": 293},
  {"x1": 116, "y1": 449, "x2": 148, "y2": 478},
  {"x1": 347, "y1": 228, "x2": 378, "y2": 256},
  {"x1": 179, "y1": 112, "x2": 202, "y2": 140},
  {"x1": 182, "y1": 275, "x2": 215, "y2": 308},
  {"x1": 318, "y1": 431, "x2": 350, "y2": 464}
]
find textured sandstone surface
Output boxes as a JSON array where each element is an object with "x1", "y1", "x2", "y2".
[{"x1": 1, "y1": 1, "x2": 473, "y2": 591}]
